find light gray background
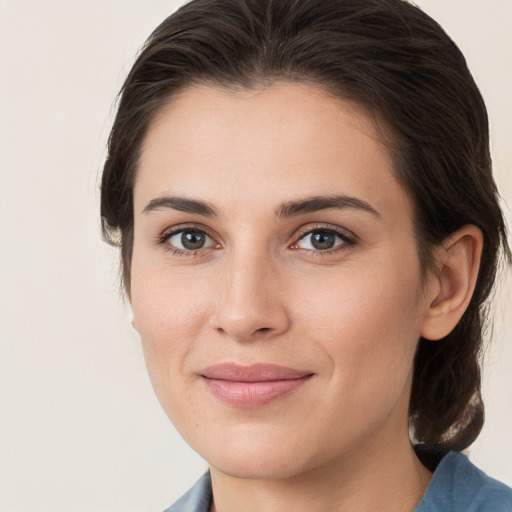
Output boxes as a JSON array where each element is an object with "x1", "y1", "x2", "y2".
[{"x1": 0, "y1": 1, "x2": 510, "y2": 511}]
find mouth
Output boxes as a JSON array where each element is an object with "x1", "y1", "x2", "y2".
[{"x1": 199, "y1": 363, "x2": 315, "y2": 407}]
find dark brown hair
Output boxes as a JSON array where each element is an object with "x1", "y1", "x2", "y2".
[{"x1": 101, "y1": 0, "x2": 510, "y2": 451}]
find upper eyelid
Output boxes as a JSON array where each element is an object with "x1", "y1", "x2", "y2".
[
  {"x1": 294, "y1": 223, "x2": 357, "y2": 242},
  {"x1": 159, "y1": 223, "x2": 218, "y2": 241}
]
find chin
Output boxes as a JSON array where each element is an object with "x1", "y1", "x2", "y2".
[
  {"x1": 211, "y1": 451, "x2": 310, "y2": 481},
  {"x1": 191, "y1": 423, "x2": 316, "y2": 480}
]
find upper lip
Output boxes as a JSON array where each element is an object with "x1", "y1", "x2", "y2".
[{"x1": 199, "y1": 363, "x2": 313, "y2": 382}]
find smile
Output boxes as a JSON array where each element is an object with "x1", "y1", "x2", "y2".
[{"x1": 199, "y1": 363, "x2": 315, "y2": 407}]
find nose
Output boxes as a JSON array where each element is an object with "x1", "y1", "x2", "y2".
[{"x1": 209, "y1": 250, "x2": 291, "y2": 342}]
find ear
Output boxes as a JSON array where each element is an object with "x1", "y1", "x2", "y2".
[
  {"x1": 128, "y1": 306, "x2": 139, "y2": 332},
  {"x1": 421, "y1": 225, "x2": 483, "y2": 341}
]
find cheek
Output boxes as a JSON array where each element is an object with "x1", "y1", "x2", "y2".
[
  {"x1": 129, "y1": 256, "x2": 211, "y2": 393},
  {"x1": 130, "y1": 276, "x2": 211, "y2": 431},
  {"x1": 295, "y1": 257, "x2": 422, "y2": 331},
  {"x1": 293, "y1": 253, "x2": 424, "y2": 392},
  {"x1": 131, "y1": 246, "x2": 208, "y2": 335}
]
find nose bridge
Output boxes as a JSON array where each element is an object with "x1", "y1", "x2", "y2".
[{"x1": 211, "y1": 241, "x2": 289, "y2": 340}]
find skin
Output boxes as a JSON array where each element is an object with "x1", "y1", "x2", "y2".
[{"x1": 130, "y1": 83, "x2": 482, "y2": 512}]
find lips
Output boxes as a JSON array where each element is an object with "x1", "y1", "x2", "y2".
[{"x1": 199, "y1": 363, "x2": 314, "y2": 407}]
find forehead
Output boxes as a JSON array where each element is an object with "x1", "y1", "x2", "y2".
[{"x1": 135, "y1": 82, "x2": 412, "y2": 222}]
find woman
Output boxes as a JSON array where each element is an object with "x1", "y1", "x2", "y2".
[{"x1": 101, "y1": 0, "x2": 512, "y2": 510}]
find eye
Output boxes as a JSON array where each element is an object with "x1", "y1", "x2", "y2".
[
  {"x1": 165, "y1": 228, "x2": 217, "y2": 252},
  {"x1": 291, "y1": 226, "x2": 357, "y2": 253}
]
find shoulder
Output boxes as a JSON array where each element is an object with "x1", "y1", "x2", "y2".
[
  {"x1": 161, "y1": 472, "x2": 212, "y2": 512},
  {"x1": 416, "y1": 451, "x2": 512, "y2": 512}
]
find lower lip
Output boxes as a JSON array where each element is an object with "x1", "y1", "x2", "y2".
[{"x1": 202, "y1": 376, "x2": 313, "y2": 407}]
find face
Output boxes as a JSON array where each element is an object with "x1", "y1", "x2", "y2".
[{"x1": 131, "y1": 83, "x2": 433, "y2": 479}]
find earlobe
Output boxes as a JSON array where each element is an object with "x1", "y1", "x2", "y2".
[
  {"x1": 129, "y1": 307, "x2": 138, "y2": 332},
  {"x1": 421, "y1": 225, "x2": 483, "y2": 341}
]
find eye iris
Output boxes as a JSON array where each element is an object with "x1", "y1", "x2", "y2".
[
  {"x1": 181, "y1": 230, "x2": 205, "y2": 250},
  {"x1": 311, "y1": 231, "x2": 335, "y2": 250}
]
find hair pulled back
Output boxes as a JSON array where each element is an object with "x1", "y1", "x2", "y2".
[{"x1": 101, "y1": 0, "x2": 510, "y2": 452}]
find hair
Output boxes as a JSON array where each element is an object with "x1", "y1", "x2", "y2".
[{"x1": 101, "y1": 0, "x2": 510, "y2": 452}]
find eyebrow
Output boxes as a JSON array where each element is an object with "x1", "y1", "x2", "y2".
[
  {"x1": 142, "y1": 194, "x2": 380, "y2": 219},
  {"x1": 143, "y1": 196, "x2": 219, "y2": 217},
  {"x1": 275, "y1": 195, "x2": 380, "y2": 219}
]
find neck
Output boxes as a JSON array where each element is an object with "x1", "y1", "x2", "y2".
[{"x1": 209, "y1": 431, "x2": 432, "y2": 512}]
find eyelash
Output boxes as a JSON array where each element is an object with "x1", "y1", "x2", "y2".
[
  {"x1": 292, "y1": 224, "x2": 358, "y2": 255},
  {"x1": 156, "y1": 223, "x2": 357, "y2": 258},
  {"x1": 156, "y1": 223, "x2": 219, "y2": 258}
]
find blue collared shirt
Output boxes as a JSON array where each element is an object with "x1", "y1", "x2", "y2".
[{"x1": 163, "y1": 452, "x2": 512, "y2": 512}]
